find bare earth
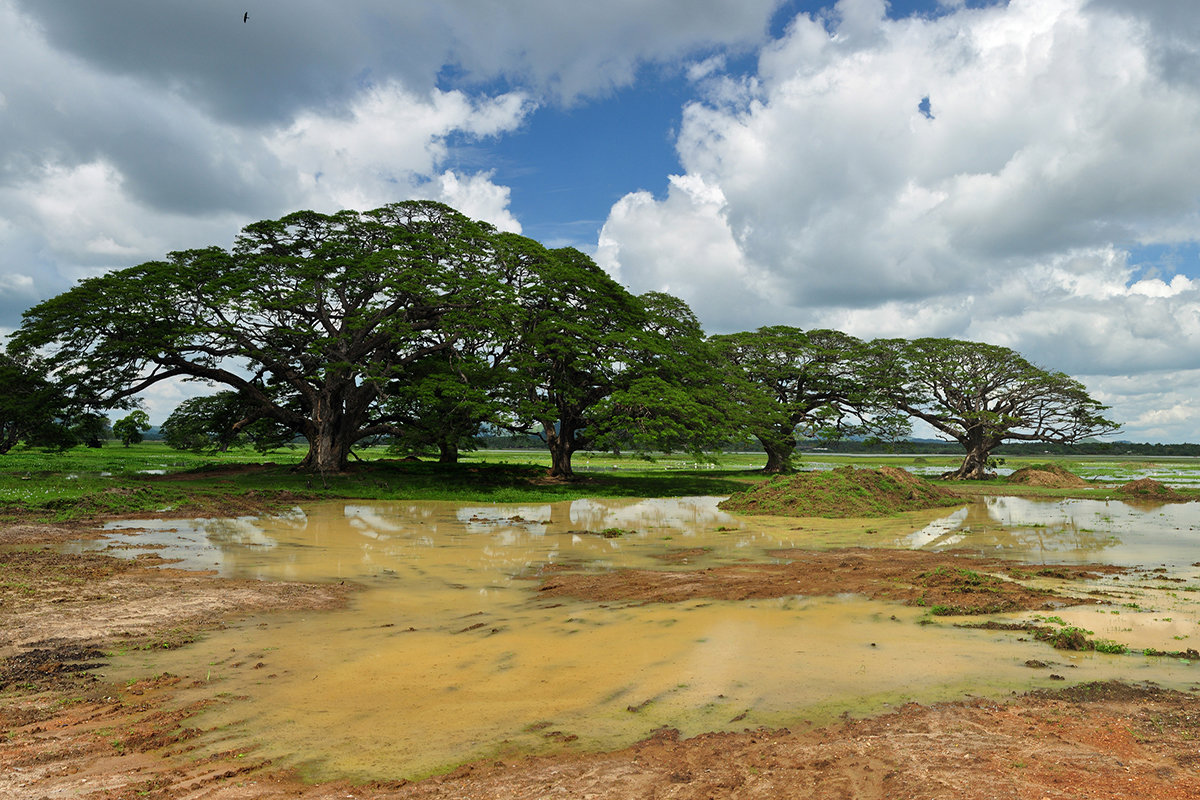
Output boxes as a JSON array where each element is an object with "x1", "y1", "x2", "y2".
[{"x1": 3, "y1": 518, "x2": 1200, "y2": 800}]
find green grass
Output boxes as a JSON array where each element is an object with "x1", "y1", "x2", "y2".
[
  {"x1": 3, "y1": 442, "x2": 1200, "y2": 521},
  {"x1": 0, "y1": 442, "x2": 760, "y2": 520}
]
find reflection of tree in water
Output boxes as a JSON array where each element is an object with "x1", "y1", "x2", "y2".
[
  {"x1": 977, "y1": 498, "x2": 1119, "y2": 562},
  {"x1": 904, "y1": 498, "x2": 1126, "y2": 562}
]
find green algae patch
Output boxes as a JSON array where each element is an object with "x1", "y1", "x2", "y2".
[{"x1": 718, "y1": 466, "x2": 964, "y2": 518}]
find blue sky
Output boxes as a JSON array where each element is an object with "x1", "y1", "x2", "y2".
[
  {"x1": 456, "y1": 0, "x2": 1002, "y2": 247},
  {"x1": 3, "y1": 0, "x2": 1200, "y2": 441}
]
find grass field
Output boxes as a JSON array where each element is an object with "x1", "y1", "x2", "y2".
[{"x1": 2, "y1": 441, "x2": 1198, "y2": 521}]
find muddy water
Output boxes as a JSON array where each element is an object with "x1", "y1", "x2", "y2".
[{"x1": 98, "y1": 497, "x2": 1200, "y2": 781}]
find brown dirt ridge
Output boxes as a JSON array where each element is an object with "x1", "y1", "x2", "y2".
[{"x1": 538, "y1": 546, "x2": 1122, "y2": 614}]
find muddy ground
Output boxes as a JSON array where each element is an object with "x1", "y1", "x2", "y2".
[{"x1": 4, "y1": 517, "x2": 1200, "y2": 799}]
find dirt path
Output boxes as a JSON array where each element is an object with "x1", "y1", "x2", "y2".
[{"x1": 3, "y1": 519, "x2": 1200, "y2": 799}]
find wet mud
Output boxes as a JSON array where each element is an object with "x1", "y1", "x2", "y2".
[
  {"x1": 4, "y1": 499, "x2": 1200, "y2": 798},
  {"x1": 537, "y1": 546, "x2": 1123, "y2": 612}
]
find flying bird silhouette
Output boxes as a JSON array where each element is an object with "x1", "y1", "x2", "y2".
[{"x1": 243, "y1": 12, "x2": 249, "y2": 23}]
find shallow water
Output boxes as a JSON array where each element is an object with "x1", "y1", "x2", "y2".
[{"x1": 92, "y1": 496, "x2": 1200, "y2": 781}]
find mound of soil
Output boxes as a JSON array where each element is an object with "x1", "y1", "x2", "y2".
[
  {"x1": 718, "y1": 466, "x2": 962, "y2": 518},
  {"x1": 1006, "y1": 464, "x2": 1090, "y2": 488},
  {"x1": 1118, "y1": 478, "x2": 1184, "y2": 501}
]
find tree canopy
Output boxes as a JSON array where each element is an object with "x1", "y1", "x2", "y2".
[
  {"x1": 494, "y1": 240, "x2": 727, "y2": 478},
  {"x1": 160, "y1": 391, "x2": 296, "y2": 453},
  {"x1": 0, "y1": 353, "x2": 78, "y2": 453},
  {"x1": 10, "y1": 202, "x2": 508, "y2": 472},
  {"x1": 711, "y1": 327, "x2": 908, "y2": 473},
  {"x1": 867, "y1": 337, "x2": 1120, "y2": 479},
  {"x1": 9, "y1": 202, "x2": 722, "y2": 475},
  {"x1": 112, "y1": 410, "x2": 150, "y2": 447},
  {"x1": 8, "y1": 201, "x2": 1121, "y2": 476}
]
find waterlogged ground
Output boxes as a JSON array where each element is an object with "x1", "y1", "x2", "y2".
[
  {"x1": 808, "y1": 455, "x2": 1200, "y2": 488},
  {"x1": 78, "y1": 494, "x2": 1200, "y2": 782}
]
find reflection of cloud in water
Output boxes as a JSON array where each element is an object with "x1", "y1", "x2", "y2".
[
  {"x1": 902, "y1": 508, "x2": 968, "y2": 549},
  {"x1": 344, "y1": 504, "x2": 442, "y2": 541},
  {"x1": 456, "y1": 506, "x2": 552, "y2": 536},
  {"x1": 345, "y1": 505, "x2": 406, "y2": 535},
  {"x1": 195, "y1": 518, "x2": 278, "y2": 550},
  {"x1": 567, "y1": 497, "x2": 737, "y2": 535},
  {"x1": 983, "y1": 496, "x2": 1200, "y2": 532}
]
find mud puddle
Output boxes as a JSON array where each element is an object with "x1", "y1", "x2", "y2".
[{"x1": 76, "y1": 496, "x2": 1200, "y2": 781}]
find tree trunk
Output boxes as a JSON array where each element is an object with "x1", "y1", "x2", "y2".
[
  {"x1": 545, "y1": 423, "x2": 578, "y2": 480},
  {"x1": 300, "y1": 427, "x2": 353, "y2": 473},
  {"x1": 942, "y1": 432, "x2": 994, "y2": 480},
  {"x1": 437, "y1": 438, "x2": 459, "y2": 463},
  {"x1": 299, "y1": 396, "x2": 356, "y2": 473},
  {"x1": 757, "y1": 433, "x2": 797, "y2": 474}
]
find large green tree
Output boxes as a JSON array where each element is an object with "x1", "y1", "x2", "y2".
[
  {"x1": 10, "y1": 201, "x2": 505, "y2": 472},
  {"x1": 0, "y1": 353, "x2": 78, "y2": 453},
  {"x1": 868, "y1": 338, "x2": 1120, "y2": 479},
  {"x1": 160, "y1": 391, "x2": 296, "y2": 453},
  {"x1": 711, "y1": 327, "x2": 907, "y2": 473},
  {"x1": 112, "y1": 410, "x2": 150, "y2": 447},
  {"x1": 380, "y1": 349, "x2": 498, "y2": 463},
  {"x1": 494, "y1": 238, "x2": 725, "y2": 478}
]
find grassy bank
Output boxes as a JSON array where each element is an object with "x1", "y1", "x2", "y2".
[{"x1": 2, "y1": 442, "x2": 1199, "y2": 521}]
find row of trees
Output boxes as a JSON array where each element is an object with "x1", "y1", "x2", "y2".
[{"x1": 2, "y1": 201, "x2": 1119, "y2": 480}]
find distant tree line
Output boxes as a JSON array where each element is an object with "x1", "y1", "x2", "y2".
[
  {"x1": 799, "y1": 439, "x2": 1200, "y2": 458},
  {"x1": 4, "y1": 201, "x2": 1120, "y2": 480}
]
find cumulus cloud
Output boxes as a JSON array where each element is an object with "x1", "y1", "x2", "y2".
[
  {"x1": 11, "y1": 0, "x2": 780, "y2": 118},
  {"x1": 598, "y1": 0, "x2": 1200, "y2": 439},
  {"x1": 267, "y1": 82, "x2": 534, "y2": 219},
  {"x1": 0, "y1": 0, "x2": 783, "y2": 325}
]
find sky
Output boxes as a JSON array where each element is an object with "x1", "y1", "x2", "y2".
[{"x1": 2, "y1": 0, "x2": 1200, "y2": 442}]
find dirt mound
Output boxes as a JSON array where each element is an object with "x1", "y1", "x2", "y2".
[
  {"x1": 1006, "y1": 464, "x2": 1090, "y2": 488},
  {"x1": 1118, "y1": 478, "x2": 1184, "y2": 501},
  {"x1": 718, "y1": 466, "x2": 962, "y2": 518}
]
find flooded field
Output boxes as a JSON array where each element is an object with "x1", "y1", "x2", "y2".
[{"x1": 82, "y1": 495, "x2": 1200, "y2": 782}]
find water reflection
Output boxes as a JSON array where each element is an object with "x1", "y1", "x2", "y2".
[
  {"x1": 895, "y1": 496, "x2": 1200, "y2": 567},
  {"x1": 93, "y1": 496, "x2": 1200, "y2": 782}
]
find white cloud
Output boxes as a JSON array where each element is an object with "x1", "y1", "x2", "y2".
[
  {"x1": 598, "y1": 0, "x2": 1200, "y2": 442},
  {"x1": 267, "y1": 83, "x2": 533, "y2": 227}
]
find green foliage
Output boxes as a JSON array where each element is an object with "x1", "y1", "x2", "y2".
[
  {"x1": 10, "y1": 202, "x2": 508, "y2": 473},
  {"x1": 0, "y1": 353, "x2": 81, "y2": 453},
  {"x1": 865, "y1": 338, "x2": 1120, "y2": 480},
  {"x1": 160, "y1": 391, "x2": 295, "y2": 454},
  {"x1": 495, "y1": 241, "x2": 727, "y2": 478},
  {"x1": 112, "y1": 410, "x2": 150, "y2": 447},
  {"x1": 710, "y1": 327, "x2": 909, "y2": 473}
]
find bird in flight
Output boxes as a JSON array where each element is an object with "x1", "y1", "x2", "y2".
[{"x1": 243, "y1": 12, "x2": 249, "y2": 23}]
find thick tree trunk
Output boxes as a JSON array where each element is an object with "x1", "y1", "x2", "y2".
[
  {"x1": 545, "y1": 424, "x2": 578, "y2": 480},
  {"x1": 942, "y1": 434, "x2": 995, "y2": 480},
  {"x1": 437, "y1": 439, "x2": 459, "y2": 463},
  {"x1": 300, "y1": 427, "x2": 353, "y2": 473},
  {"x1": 298, "y1": 395, "x2": 357, "y2": 473},
  {"x1": 757, "y1": 433, "x2": 797, "y2": 474}
]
